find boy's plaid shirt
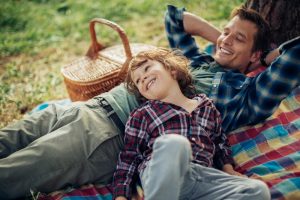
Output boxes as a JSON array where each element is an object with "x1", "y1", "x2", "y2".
[{"x1": 113, "y1": 94, "x2": 233, "y2": 198}]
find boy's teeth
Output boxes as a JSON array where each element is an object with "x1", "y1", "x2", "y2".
[{"x1": 147, "y1": 79, "x2": 155, "y2": 89}]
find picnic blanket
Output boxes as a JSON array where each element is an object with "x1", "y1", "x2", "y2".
[
  {"x1": 228, "y1": 85, "x2": 300, "y2": 200},
  {"x1": 35, "y1": 86, "x2": 300, "y2": 200},
  {"x1": 33, "y1": 41, "x2": 300, "y2": 199}
]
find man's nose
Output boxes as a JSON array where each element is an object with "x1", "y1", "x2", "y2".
[{"x1": 223, "y1": 34, "x2": 233, "y2": 45}]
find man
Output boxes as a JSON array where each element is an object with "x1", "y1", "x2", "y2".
[
  {"x1": 164, "y1": 5, "x2": 297, "y2": 132},
  {"x1": 0, "y1": 5, "x2": 299, "y2": 199}
]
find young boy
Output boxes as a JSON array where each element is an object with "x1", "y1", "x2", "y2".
[{"x1": 112, "y1": 47, "x2": 270, "y2": 200}]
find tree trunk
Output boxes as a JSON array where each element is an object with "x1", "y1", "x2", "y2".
[{"x1": 244, "y1": 0, "x2": 300, "y2": 46}]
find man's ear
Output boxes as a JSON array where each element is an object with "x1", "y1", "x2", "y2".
[{"x1": 250, "y1": 50, "x2": 262, "y2": 63}]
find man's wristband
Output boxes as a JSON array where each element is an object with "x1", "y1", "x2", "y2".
[{"x1": 260, "y1": 51, "x2": 269, "y2": 66}]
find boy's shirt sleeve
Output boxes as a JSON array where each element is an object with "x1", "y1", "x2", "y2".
[
  {"x1": 211, "y1": 107, "x2": 235, "y2": 169},
  {"x1": 165, "y1": 4, "x2": 215, "y2": 68},
  {"x1": 112, "y1": 109, "x2": 147, "y2": 199}
]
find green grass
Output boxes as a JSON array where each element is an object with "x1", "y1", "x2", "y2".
[{"x1": 0, "y1": 0, "x2": 243, "y2": 128}]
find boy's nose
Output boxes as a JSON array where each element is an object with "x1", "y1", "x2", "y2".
[{"x1": 141, "y1": 75, "x2": 148, "y2": 83}]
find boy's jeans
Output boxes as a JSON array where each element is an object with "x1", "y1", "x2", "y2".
[{"x1": 140, "y1": 134, "x2": 270, "y2": 200}]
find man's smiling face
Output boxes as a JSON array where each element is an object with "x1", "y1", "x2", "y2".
[{"x1": 214, "y1": 16, "x2": 259, "y2": 73}]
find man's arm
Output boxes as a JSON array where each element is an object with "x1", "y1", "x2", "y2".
[
  {"x1": 214, "y1": 36, "x2": 300, "y2": 133},
  {"x1": 248, "y1": 48, "x2": 280, "y2": 72},
  {"x1": 262, "y1": 36, "x2": 300, "y2": 66},
  {"x1": 263, "y1": 48, "x2": 280, "y2": 66},
  {"x1": 249, "y1": 37, "x2": 300, "y2": 72},
  {"x1": 183, "y1": 12, "x2": 221, "y2": 44},
  {"x1": 165, "y1": 5, "x2": 215, "y2": 67}
]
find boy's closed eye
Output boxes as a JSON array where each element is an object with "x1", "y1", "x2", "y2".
[
  {"x1": 135, "y1": 79, "x2": 140, "y2": 85},
  {"x1": 135, "y1": 65, "x2": 151, "y2": 85}
]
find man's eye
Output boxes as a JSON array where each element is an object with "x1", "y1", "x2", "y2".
[
  {"x1": 236, "y1": 37, "x2": 244, "y2": 42},
  {"x1": 136, "y1": 79, "x2": 140, "y2": 84}
]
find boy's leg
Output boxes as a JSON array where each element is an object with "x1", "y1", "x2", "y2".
[
  {"x1": 140, "y1": 134, "x2": 191, "y2": 200},
  {"x1": 0, "y1": 101, "x2": 123, "y2": 199},
  {"x1": 139, "y1": 134, "x2": 270, "y2": 200},
  {"x1": 179, "y1": 164, "x2": 270, "y2": 200}
]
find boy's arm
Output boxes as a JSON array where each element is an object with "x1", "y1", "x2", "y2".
[
  {"x1": 211, "y1": 107, "x2": 235, "y2": 169},
  {"x1": 113, "y1": 112, "x2": 147, "y2": 199},
  {"x1": 213, "y1": 132, "x2": 235, "y2": 169}
]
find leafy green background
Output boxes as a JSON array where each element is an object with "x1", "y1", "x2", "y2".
[{"x1": 0, "y1": 0, "x2": 243, "y2": 127}]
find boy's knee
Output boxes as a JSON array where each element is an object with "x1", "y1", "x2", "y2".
[
  {"x1": 155, "y1": 134, "x2": 189, "y2": 146},
  {"x1": 154, "y1": 134, "x2": 191, "y2": 155},
  {"x1": 248, "y1": 180, "x2": 271, "y2": 200}
]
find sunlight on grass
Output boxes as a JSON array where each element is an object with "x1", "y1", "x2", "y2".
[{"x1": 0, "y1": 0, "x2": 243, "y2": 128}]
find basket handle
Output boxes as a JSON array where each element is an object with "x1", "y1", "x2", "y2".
[{"x1": 86, "y1": 18, "x2": 133, "y2": 61}]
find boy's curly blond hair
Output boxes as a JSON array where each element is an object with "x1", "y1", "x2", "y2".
[{"x1": 125, "y1": 47, "x2": 195, "y2": 100}]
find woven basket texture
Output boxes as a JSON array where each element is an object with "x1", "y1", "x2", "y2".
[{"x1": 61, "y1": 18, "x2": 155, "y2": 101}]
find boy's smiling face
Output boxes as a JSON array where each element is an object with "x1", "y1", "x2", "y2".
[{"x1": 131, "y1": 59, "x2": 178, "y2": 100}]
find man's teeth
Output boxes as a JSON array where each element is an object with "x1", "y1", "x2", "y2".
[{"x1": 220, "y1": 48, "x2": 232, "y2": 55}]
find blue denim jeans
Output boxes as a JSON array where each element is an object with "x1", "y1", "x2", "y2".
[{"x1": 140, "y1": 134, "x2": 270, "y2": 200}]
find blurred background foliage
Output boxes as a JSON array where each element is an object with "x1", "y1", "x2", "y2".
[{"x1": 0, "y1": 0, "x2": 243, "y2": 127}]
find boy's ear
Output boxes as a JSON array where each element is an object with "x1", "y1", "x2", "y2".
[{"x1": 171, "y1": 70, "x2": 177, "y2": 79}]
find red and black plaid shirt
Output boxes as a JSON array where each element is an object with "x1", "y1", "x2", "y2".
[{"x1": 113, "y1": 94, "x2": 234, "y2": 198}]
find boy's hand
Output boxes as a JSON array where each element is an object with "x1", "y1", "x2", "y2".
[
  {"x1": 249, "y1": 173, "x2": 264, "y2": 181},
  {"x1": 226, "y1": 170, "x2": 246, "y2": 177},
  {"x1": 116, "y1": 196, "x2": 127, "y2": 200},
  {"x1": 222, "y1": 164, "x2": 247, "y2": 177}
]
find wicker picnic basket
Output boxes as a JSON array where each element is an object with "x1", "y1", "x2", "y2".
[{"x1": 61, "y1": 18, "x2": 155, "y2": 101}]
